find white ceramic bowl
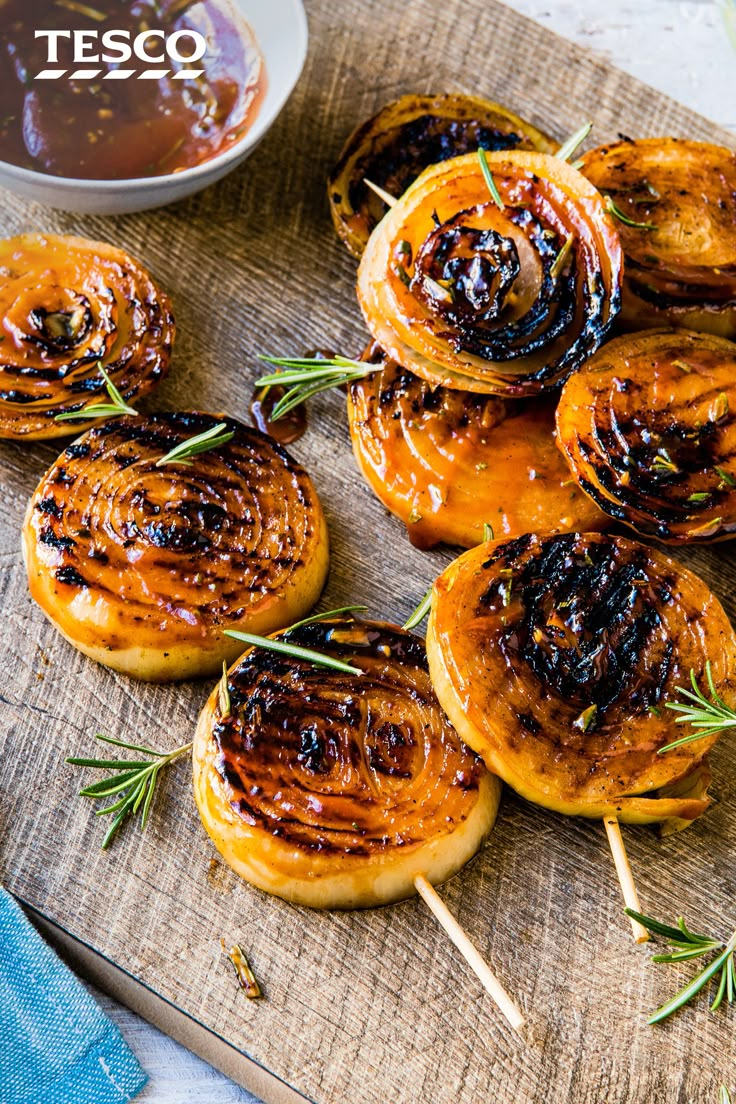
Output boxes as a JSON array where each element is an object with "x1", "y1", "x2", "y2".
[{"x1": 0, "y1": 0, "x2": 308, "y2": 214}]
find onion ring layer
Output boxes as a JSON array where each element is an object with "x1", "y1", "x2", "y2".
[
  {"x1": 347, "y1": 344, "x2": 607, "y2": 548},
  {"x1": 427, "y1": 532, "x2": 736, "y2": 828},
  {"x1": 0, "y1": 234, "x2": 173, "y2": 438},
  {"x1": 357, "y1": 151, "x2": 623, "y2": 396},
  {"x1": 328, "y1": 93, "x2": 556, "y2": 258},
  {"x1": 193, "y1": 618, "x2": 500, "y2": 908},
  {"x1": 556, "y1": 329, "x2": 736, "y2": 543},
  {"x1": 580, "y1": 138, "x2": 736, "y2": 337},
  {"x1": 23, "y1": 413, "x2": 329, "y2": 681}
]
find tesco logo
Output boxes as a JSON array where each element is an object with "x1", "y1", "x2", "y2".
[{"x1": 33, "y1": 28, "x2": 207, "y2": 80}]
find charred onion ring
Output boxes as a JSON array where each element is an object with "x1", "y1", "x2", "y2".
[
  {"x1": 580, "y1": 138, "x2": 736, "y2": 337},
  {"x1": 0, "y1": 234, "x2": 173, "y2": 439},
  {"x1": 193, "y1": 618, "x2": 500, "y2": 908},
  {"x1": 357, "y1": 151, "x2": 623, "y2": 396},
  {"x1": 556, "y1": 329, "x2": 736, "y2": 543},
  {"x1": 23, "y1": 413, "x2": 329, "y2": 681},
  {"x1": 427, "y1": 532, "x2": 736, "y2": 830},
  {"x1": 328, "y1": 93, "x2": 556, "y2": 258},
  {"x1": 347, "y1": 344, "x2": 607, "y2": 548}
]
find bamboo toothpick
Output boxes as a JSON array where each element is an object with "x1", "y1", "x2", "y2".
[
  {"x1": 413, "y1": 873, "x2": 525, "y2": 1033},
  {"x1": 363, "y1": 177, "x2": 398, "y2": 208},
  {"x1": 603, "y1": 816, "x2": 650, "y2": 943}
]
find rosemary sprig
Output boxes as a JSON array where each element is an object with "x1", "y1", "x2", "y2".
[
  {"x1": 224, "y1": 628, "x2": 363, "y2": 675},
  {"x1": 606, "y1": 196, "x2": 658, "y2": 231},
  {"x1": 403, "y1": 588, "x2": 432, "y2": 631},
  {"x1": 255, "y1": 355, "x2": 377, "y2": 420},
  {"x1": 67, "y1": 733, "x2": 193, "y2": 849},
  {"x1": 478, "y1": 148, "x2": 504, "y2": 210},
  {"x1": 55, "y1": 363, "x2": 138, "y2": 422},
  {"x1": 625, "y1": 908, "x2": 736, "y2": 1024},
  {"x1": 555, "y1": 121, "x2": 592, "y2": 163},
  {"x1": 660, "y1": 661, "x2": 736, "y2": 752},
  {"x1": 156, "y1": 422, "x2": 235, "y2": 467}
]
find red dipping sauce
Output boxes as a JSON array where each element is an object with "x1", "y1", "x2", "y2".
[{"x1": 0, "y1": 0, "x2": 267, "y2": 179}]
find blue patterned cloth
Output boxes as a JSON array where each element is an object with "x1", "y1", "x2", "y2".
[{"x1": 0, "y1": 888, "x2": 147, "y2": 1104}]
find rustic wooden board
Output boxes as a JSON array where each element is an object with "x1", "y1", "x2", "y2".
[{"x1": 2, "y1": 2, "x2": 736, "y2": 1101}]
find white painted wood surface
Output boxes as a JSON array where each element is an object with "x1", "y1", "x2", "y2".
[{"x1": 92, "y1": 3, "x2": 736, "y2": 1100}]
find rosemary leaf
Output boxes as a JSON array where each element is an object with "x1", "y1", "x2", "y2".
[
  {"x1": 223, "y1": 629, "x2": 363, "y2": 675},
  {"x1": 550, "y1": 234, "x2": 575, "y2": 280},
  {"x1": 660, "y1": 661, "x2": 736, "y2": 752},
  {"x1": 647, "y1": 941, "x2": 734, "y2": 1025},
  {"x1": 555, "y1": 121, "x2": 593, "y2": 163},
  {"x1": 55, "y1": 363, "x2": 138, "y2": 422},
  {"x1": 483, "y1": 522, "x2": 494, "y2": 541},
  {"x1": 478, "y1": 148, "x2": 505, "y2": 210},
  {"x1": 156, "y1": 422, "x2": 234, "y2": 467},
  {"x1": 256, "y1": 355, "x2": 377, "y2": 420},
  {"x1": 288, "y1": 605, "x2": 369, "y2": 631},
  {"x1": 68, "y1": 734, "x2": 193, "y2": 848},
  {"x1": 606, "y1": 196, "x2": 657, "y2": 231},
  {"x1": 403, "y1": 588, "x2": 432, "y2": 631}
]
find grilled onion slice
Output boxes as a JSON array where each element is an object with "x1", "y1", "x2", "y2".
[
  {"x1": 357, "y1": 151, "x2": 623, "y2": 396},
  {"x1": 347, "y1": 344, "x2": 607, "y2": 548},
  {"x1": 193, "y1": 618, "x2": 500, "y2": 908},
  {"x1": 0, "y1": 234, "x2": 173, "y2": 439},
  {"x1": 22, "y1": 413, "x2": 329, "y2": 681},
  {"x1": 556, "y1": 330, "x2": 736, "y2": 543},
  {"x1": 580, "y1": 138, "x2": 736, "y2": 337},
  {"x1": 328, "y1": 93, "x2": 556, "y2": 258},
  {"x1": 427, "y1": 532, "x2": 736, "y2": 829}
]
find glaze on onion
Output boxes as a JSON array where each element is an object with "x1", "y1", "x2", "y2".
[
  {"x1": 580, "y1": 138, "x2": 736, "y2": 338},
  {"x1": 556, "y1": 329, "x2": 736, "y2": 543},
  {"x1": 23, "y1": 413, "x2": 329, "y2": 681},
  {"x1": 328, "y1": 93, "x2": 556, "y2": 258},
  {"x1": 193, "y1": 618, "x2": 500, "y2": 908},
  {"x1": 0, "y1": 234, "x2": 173, "y2": 439},
  {"x1": 427, "y1": 532, "x2": 736, "y2": 830},
  {"x1": 357, "y1": 151, "x2": 623, "y2": 396},
  {"x1": 347, "y1": 344, "x2": 607, "y2": 548}
]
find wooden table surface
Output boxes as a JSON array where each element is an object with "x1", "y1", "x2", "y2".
[{"x1": 55, "y1": 1, "x2": 736, "y2": 1100}]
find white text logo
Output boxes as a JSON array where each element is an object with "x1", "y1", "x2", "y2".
[{"x1": 33, "y1": 29, "x2": 207, "y2": 80}]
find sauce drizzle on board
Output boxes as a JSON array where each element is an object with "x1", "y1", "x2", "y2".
[{"x1": 0, "y1": 0, "x2": 266, "y2": 180}]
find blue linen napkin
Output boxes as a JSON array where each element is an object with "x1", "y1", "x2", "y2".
[{"x1": 0, "y1": 888, "x2": 147, "y2": 1104}]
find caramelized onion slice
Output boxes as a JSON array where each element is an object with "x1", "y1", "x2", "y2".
[
  {"x1": 427, "y1": 532, "x2": 736, "y2": 828},
  {"x1": 557, "y1": 329, "x2": 736, "y2": 543},
  {"x1": 0, "y1": 234, "x2": 174, "y2": 439},
  {"x1": 22, "y1": 413, "x2": 329, "y2": 681},
  {"x1": 193, "y1": 618, "x2": 500, "y2": 908},
  {"x1": 347, "y1": 344, "x2": 607, "y2": 548},
  {"x1": 580, "y1": 138, "x2": 736, "y2": 337},
  {"x1": 357, "y1": 151, "x2": 623, "y2": 396},
  {"x1": 328, "y1": 93, "x2": 556, "y2": 258}
]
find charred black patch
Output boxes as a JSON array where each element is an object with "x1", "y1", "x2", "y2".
[{"x1": 55, "y1": 565, "x2": 87, "y2": 587}]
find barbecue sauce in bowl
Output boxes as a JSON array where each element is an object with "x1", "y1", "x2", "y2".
[{"x1": 0, "y1": 0, "x2": 266, "y2": 179}]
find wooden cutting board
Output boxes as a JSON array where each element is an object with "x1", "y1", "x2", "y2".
[{"x1": 2, "y1": 2, "x2": 736, "y2": 1101}]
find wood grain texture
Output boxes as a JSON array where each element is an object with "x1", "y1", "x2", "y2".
[{"x1": 2, "y1": 1, "x2": 736, "y2": 1101}]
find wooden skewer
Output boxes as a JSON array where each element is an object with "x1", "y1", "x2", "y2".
[
  {"x1": 603, "y1": 816, "x2": 650, "y2": 943},
  {"x1": 363, "y1": 177, "x2": 398, "y2": 208},
  {"x1": 413, "y1": 873, "x2": 526, "y2": 1033}
]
